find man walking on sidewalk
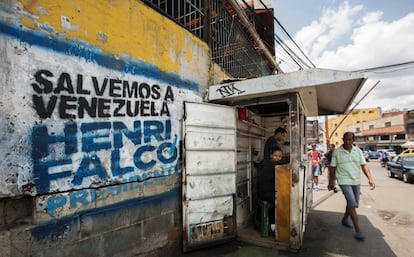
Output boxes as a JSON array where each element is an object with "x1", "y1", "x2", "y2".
[{"x1": 328, "y1": 132, "x2": 375, "y2": 240}]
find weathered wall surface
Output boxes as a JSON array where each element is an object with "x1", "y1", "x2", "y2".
[{"x1": 0, "y1": 1, "x2": 214, "y2": 256}]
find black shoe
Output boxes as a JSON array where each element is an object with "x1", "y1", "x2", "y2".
[
  {"x1": 342, "y1": 219, "x2": 353, "y2": 228},
  {"x1": 355, "y1": 231, "x2": 365, "y2": 240}
]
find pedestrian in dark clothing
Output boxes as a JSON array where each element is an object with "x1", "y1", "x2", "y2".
[
  {"x1": 258, "y1": 147, "x2": 289, "y2": 224},
  {"x1": 325, "y1": 144, "x2": 338, "y2": 193},
  {"x1": 263, "y1": 127, "x2": 287, "y2": 162}
]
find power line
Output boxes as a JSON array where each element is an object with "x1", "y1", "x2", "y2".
[
  {"x1": 372, "y1": 65, "x2": 414, "y2": 74},
  {"x1": 352, "y1": 61, "x2": 414, "y2": 73},
  {"x1": 254, "y1": 0, "x2": 315, "y2": 68},
  {"x1": 328, "y1": 80, "x2": 381, "y2": 139},
  {"x1": 239, "y1": 0, "x2": 315, "y2": 71},
  {"x1": 267, "y1": 8, "x2": 316, "y2": 68},
  {"x1": 274, "y1": 34, "x2": 309, "y2": 69}
]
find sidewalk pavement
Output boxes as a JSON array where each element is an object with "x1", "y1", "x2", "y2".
[{"x1": 312, "y1": 172, "x2": 336, "y2": 207}]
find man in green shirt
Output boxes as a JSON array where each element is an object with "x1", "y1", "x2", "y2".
[{"x1": 328, "y1": 132, "x2": 375, "y2": 240}]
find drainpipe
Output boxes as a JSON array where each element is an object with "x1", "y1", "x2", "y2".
[{"x1": 227, "y1": 0, "x2": 283, "y2": 74}]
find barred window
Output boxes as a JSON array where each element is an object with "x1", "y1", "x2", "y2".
[{"x1": 142, "y1": 0, "x2": 273, "y2": 78}]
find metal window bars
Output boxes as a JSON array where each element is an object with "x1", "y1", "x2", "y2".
[{"x1": 142, "y1": 0, "x2": 273, "y2": 78}]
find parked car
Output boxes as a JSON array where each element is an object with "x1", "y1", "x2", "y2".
[
  {"x1": 366, "y1": 150, "x2": 381, "y2": 160},
  {"x1": 386, "y1": 155, "x2": 414, "y2": 183},
  {"x1": 399, "y1": 148, "x2": 414, "y2": 156}
]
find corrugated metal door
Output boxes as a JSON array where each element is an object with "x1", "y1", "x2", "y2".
[{"x1": 182, "y1": 102, "x2": 237, "y2": 252}]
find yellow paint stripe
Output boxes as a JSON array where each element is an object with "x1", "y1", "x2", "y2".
[{"x1": 18, "y1": 0, "x2": 209, "y2": 74}]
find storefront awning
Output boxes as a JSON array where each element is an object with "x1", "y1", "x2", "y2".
[
  {"x1": 208, "y1": 68, "x2": 367, "y2": 117},
  {"x1": 401, "y1": 141, "x2": 414, "y2": 148}
]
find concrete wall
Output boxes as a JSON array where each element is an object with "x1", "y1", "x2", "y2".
[{"x1": 0, "y1": 1, "x2": 223, "y2": 256}]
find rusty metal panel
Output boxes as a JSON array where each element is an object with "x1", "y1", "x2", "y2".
[
  {"x1": 186, "y1": 174, "x2": 235, "y2": 199},
  {"x1": 187, "y1": 196, "x2": 234, "y2": 224},
  {"x1": 190, "y1": 220, "x2": 225, "y2": 243},
  {"x1": 183, "y1": 102, "x2": 237, "y2": 252},
  {"x1": 184, "y1": 102, "x2": 236, "y2": 128},
  {"x1": 185, "y1": 130, "x2": 236, "y2": 150},
  {"x1": 185, "y1": 151, "x2": 235, "y2": 174}
]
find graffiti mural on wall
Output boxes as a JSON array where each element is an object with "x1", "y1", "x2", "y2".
[
  {"x1": 31, "y1": 69, "x2": 173, "y2": 119},
  {"x1": 215, "y1": 83, "x2": 246, "y2": 98},
  {"x1": 0, "y1": 12, "x2": 205, "y2": 198},
  {"x1": 37, "y1": 166, "x2": 180, "y2": 218},
  {"x1": 30, "y1": 69, "x2": 179, "y2": 194}
]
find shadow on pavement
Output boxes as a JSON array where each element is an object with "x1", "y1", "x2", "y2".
[
  {"x1": 278, "y1": 210, "x2": 397, "y2": 257},
  {"x1": 178, "y1": 209, "x2": 397, "y2": 257}
]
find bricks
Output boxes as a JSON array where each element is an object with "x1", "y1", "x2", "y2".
[
  {"x1": 126, "y1": 199, "x2": 161, "y2": 225},
  {"x1": 101, "y1": 223, "x2": 143, "y2": 257},
  {"x1": 30, "y1": 215, "x2": 81, "y2": 242},
  {"x1": 0, "y1": 230, "x2": 11, "y2": 257},
  {"x1": 143, "y1": 213, "x2": 175, "y2": 237},
  {"x1": 80, "y1": 205, "x2": 129, "y2": 237},
  {"x1": 1, "y1": 196, "x2": 32, "y2": 227}
]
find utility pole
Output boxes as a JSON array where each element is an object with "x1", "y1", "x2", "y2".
[{"x1": 325, "y1": 115, "x2": 329, "y2": 149}]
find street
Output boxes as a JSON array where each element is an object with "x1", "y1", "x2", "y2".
[
  {"x1": 285, "y1": 160, "x2": 414, "y2": 257},
  {"x1": 177, "y1": 161, "x2": 414, "y2": 257}
]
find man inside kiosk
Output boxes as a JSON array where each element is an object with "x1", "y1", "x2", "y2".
[{"x1": 263, "y1": 127, "x2": 288, "y2": 162}]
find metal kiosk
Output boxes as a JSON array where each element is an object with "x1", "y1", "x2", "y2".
[{"x1": 182, "y1": 68, "x2": 367, "y2": 251}]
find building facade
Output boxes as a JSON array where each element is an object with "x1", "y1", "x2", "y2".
[
  {"x1": 346, "y1": 111, "x2": 409, "y2": 153},
  {"x1": 406, "y1": 110, "x2": 414, "y2": 141},
  {"x1": 323, "y1": 107, "x2": 381, "y2": 147},
  {"x1": 306, "y1": 120, "x2": 320, "y2": 146}
]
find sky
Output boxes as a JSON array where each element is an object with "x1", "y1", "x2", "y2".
[{"x1": 270, "y1": 0, "x2": 414, "y2": 112}]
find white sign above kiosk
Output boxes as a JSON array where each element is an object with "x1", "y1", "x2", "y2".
[{"x1": 208, "y1": 68, "x2": 367, "y2": 116}]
